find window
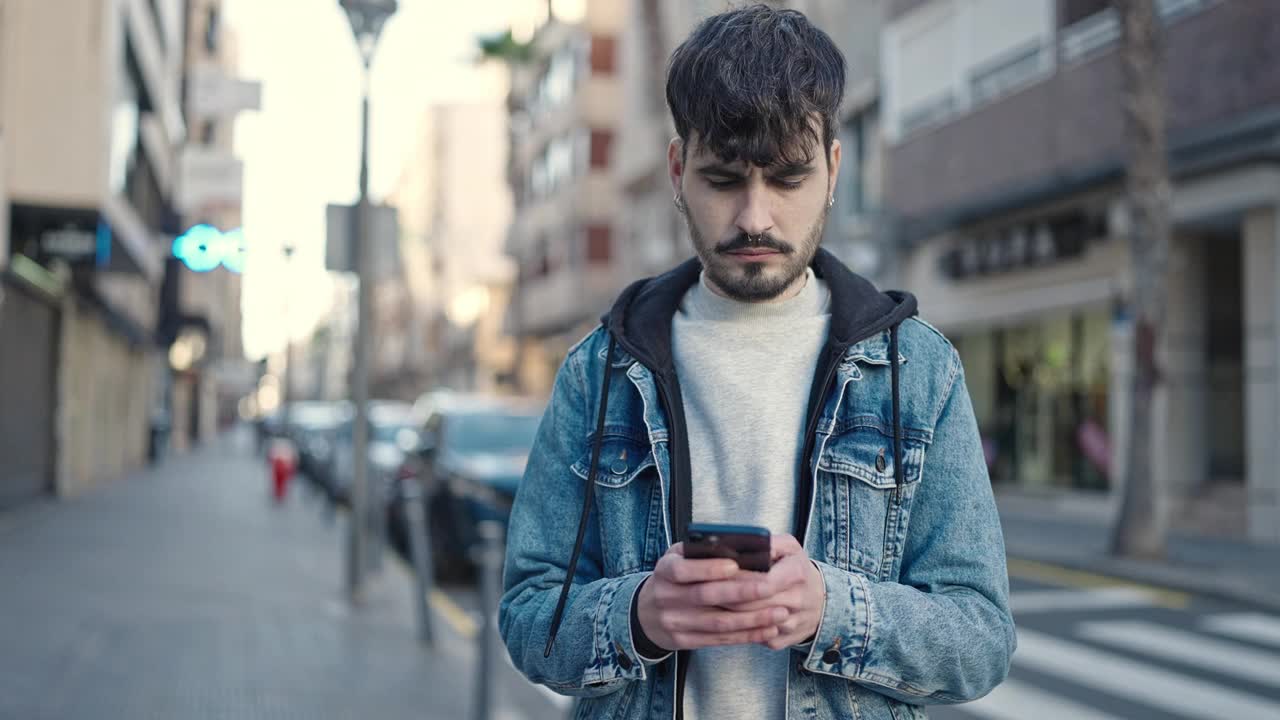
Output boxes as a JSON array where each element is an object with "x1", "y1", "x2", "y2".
[
  {"x1": 589, "y1": 34, "x2": 616, "y2": 74},
  {"x1": 842, "y1": 113, "x2": 868, "y2": 216},
  {"x1": 1061, "y1": 0, "x2": 1110, "y2": 27},
  {"x1": 585, "y1": 225, "x2": 612, "y2": 264},
  {"x1": 589, "y1": 130, "x2": 612, "y2": 169},
  {"x1": 205, "y1": 6, "x2": 221, "y2": 53}
]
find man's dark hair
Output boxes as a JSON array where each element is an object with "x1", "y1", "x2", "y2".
[{"x1": 666, "y1": 4, "x2": 846, "y2": 167}]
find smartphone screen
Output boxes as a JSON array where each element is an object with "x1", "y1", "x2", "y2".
[{"x1": 684, "y1": 522, "x2": 772, "y2": 572}]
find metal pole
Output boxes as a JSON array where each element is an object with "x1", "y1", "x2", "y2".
[
  {"x1": 473, "y1": 520, "x2": 504, "y2": 720},
  {"x1": 403, "y1": 479, "x2": 435, "y2": 646},
  {"x1": 347, "y1": 70, "x2": 373, "y2": 603}
]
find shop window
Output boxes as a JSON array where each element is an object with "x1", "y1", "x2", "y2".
[{"x1": 585, "y1": 225, "x2": 612, "y2": 264}]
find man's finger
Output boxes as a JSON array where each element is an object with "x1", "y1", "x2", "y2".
[
  {"x1": 720, "y1": 589, "x2": 805, "y2": 613},
  {"x1": 764, "y1": 553, "x2": 811, "y2": 590},
  {"x1": 657, "y1": 555, "x2": 739, "y2": 584},
  {"x1": 662, "y1": 606, "x2": 788, "y2": 634},
  {"x1": 771, "y1": 533, "x2": 803, "y2": 558},
  {"x1": 691, "y1": 576, "x2": 774, "y2": 606}
]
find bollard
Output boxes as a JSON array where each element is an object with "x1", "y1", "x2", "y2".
[
  {"x1": 366, "y1": 472, "x2": 385, "y2": 573},
  {"x1": 402, "y1": 479, "x2": 435, "y2": 646},
  {"x1": 472, "y1": 520, "x2": 505, "y2": 720}
]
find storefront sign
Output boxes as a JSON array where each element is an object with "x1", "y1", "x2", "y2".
[{"x1": 939, "y1": 210, "x2": 1107, "y2": 281}]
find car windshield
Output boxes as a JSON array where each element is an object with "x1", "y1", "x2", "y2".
[
  {"x1": 443, "y1": 411, "x2": 540, "y2": 454},
  {"x1": 372, "y1": 421, "x2": 414, "y2": 445}
]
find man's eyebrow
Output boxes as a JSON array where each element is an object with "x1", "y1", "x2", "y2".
[
  {"x1": 770, "y1": 162, "x2": 816, "y2": 176},
  {"x1": 695, "y1": 163, "x2": 745, "y2": 176},
  {"x1": 694, "y1": 162, "x2": 816, "y2": 176}
]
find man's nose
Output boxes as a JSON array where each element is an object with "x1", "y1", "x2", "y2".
[{"x1": 735, "y1": 182, "x2": 774, "y2": 238}]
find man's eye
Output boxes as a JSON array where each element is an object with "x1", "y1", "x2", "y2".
[
  {"x1": 772, "y1": 177, "x2": 804, "y2": 190},
  {"x1": 707, "y1": 178, "x2": 740, "y2": 189}
]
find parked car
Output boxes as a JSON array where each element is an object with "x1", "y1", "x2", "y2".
[
  {"x1": 387, "y1": 394, "x2": 542, "y2": 583},
  {"x1": 283, "y1": 401, "x2": 353, "y2": 495},
  {"x1": 329, "y1": 400, "x2": 419, "y2": 506}
]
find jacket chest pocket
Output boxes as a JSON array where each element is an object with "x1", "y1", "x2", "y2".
[
  {"x1": 815, "y1": 425, "x2": 926, "y2": 580},
  {"x1": 571, "y1": 435, "x2": 662, "y2": 576}
]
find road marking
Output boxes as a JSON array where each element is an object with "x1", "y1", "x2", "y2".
[
  {"x1": 1202, "y1": 613, "x2": 1280, "y2": 650},
  {"x1": 1009, "y1": 587, "x2": 1159, "y2": 614},
  {"x1": 1013, "y1": 628, "x2": 1280, "y2": 719},
  {"x1": 387, "y1": 551, "x2": 481, "y2": 638},
  {"x1": 960, "y1": 678, "x2": 1123, "y2": 720},
  {"x1": 431, "y1": 588, "x2": 480, "y2": 639},
  {"x1": 1005, "y1": 558, "x2": 1188, "y2": 609},
  {"x1": 1077, "y1": 620, "x2": 1280, "y2": 688}
]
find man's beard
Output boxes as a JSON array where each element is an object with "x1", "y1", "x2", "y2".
[{"x1": 684, "y1": 207, "x2": 828, "y2": 302}]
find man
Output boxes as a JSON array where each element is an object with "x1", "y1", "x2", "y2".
[{"x1": 500, "y1": 5, "x2": 1015, "y2": 719}]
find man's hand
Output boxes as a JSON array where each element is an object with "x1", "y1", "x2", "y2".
[
  {"x1": 724, "y1": 534, "x2": 827, "y2": 651},
  {"x1": 636, "y1": 542, "x2": 790, "y2": 651}
]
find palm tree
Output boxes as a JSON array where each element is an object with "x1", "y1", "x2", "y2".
[{"x1": 1110, "y1": 0, "x2": 1172, "y2": 559}]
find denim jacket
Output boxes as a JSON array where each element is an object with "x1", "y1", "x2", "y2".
[{"x1": 500, "y1": 249, "x2": 1015, "y2": 720}]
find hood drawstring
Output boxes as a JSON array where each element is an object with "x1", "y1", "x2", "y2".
[
  {"x1": 890, "y1": 324, "x2": 904, "y2": 490},
  {"x1": 544, "y1": 335, "x2": 618, "y2": 658}
]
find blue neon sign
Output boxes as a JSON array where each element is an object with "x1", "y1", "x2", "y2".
[{"x1": 172, "y1": 225, "x2": 247, "y2": 273}]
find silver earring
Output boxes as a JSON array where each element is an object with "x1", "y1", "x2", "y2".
[
  {"x1": 673, "y1": 193, "x2": 686, "y2": 212},
  {"x1": 827, "y1": 196, "x2": 835, "y2": 209}
]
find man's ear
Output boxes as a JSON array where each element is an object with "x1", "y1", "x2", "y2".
[
  {"x1": 827, "y1": 138, "x2": 842, "y2": 203},
  {"x1": 668, "y1": 137, "x2": 685, "y2": 196}
]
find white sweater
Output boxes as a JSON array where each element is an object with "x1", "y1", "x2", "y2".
[{"x1": 671, "y1": 267, "x2": 831, "y2": 720}]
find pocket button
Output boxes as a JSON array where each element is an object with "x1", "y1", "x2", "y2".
[{"x1": 875, "y1": 449, "x2": 887, "y2": 473}]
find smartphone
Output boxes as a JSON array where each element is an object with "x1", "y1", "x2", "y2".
[{"x1": 684, "y1": 522, "x2": 772, "y2": 572}]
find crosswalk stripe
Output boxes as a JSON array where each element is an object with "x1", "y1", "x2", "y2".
[
  {"x1": 1077, "y1": 620, "x2": 1280, "y2": 689},
  {"x1": 1202, "y1": 613, "x2": 1280, "y2": 650},
  {"x1": 1009, "y1": 587, "x2": 1157, "y2": 614},
  {"x1": 959, "y1": 678, "x2": 1124, "y2": 720},
  {"x1": 1013, "y1": 628, "x2": 1280, "y2": 719}
]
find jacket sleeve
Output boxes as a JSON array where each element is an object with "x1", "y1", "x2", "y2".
[
  {"x1": 800, "y1": 351, "x2": 1016, "y2": 704},
  {"x1": 498, "y1": 342, "x2": 653, "y2": 697}
]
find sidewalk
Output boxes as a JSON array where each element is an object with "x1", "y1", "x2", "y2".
[
  {"x1": 997, "y1": 491, "x2": 1280, "y2": 612},
  {"x1": 0, "y1": 429, "x2": 470, "y2": 720}
]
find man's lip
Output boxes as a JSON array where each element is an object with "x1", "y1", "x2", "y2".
[{"x1": 725, "y1": 248, "x2": 781, "y2": 256}]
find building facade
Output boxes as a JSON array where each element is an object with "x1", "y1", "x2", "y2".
[
  {"x1": 882, "y1": 0, "x2": 1280, "y2": 542},
  {"x1": 0, "y1": 0, "x2": 252, "y2": 506},
  {"x1": 389, "y1": 99, "x2": 515, "y2": 397},
  {"x1": 503, "y1": 0, "x2": 627, "y2": 394}
]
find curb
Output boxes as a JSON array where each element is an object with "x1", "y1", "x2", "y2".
[{"x1": 1006, "y1": 546, "x2": 1280, "y2": 615}]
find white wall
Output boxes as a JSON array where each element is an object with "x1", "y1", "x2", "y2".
[{"x1": 883, "y1": 0, "x2": 1055, "y2": 141}]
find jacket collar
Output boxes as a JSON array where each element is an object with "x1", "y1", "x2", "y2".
[{"x1": 602, "y1": 247, "x2": 918, "y2": 375}]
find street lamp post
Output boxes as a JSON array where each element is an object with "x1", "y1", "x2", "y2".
[{"x1": 340, "y1": 0, "x2": 397, "y2": 603}]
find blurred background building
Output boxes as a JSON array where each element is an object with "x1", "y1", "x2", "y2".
[
  {"x1": 883, "y1": 0, "x2": 1279, "y2": 543},
  {"x1": 0, "y1": 0, "x2": 253, "y2": 507}
]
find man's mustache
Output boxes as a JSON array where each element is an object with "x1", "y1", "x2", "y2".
[{"x1": 715, "y1": 233, "x2": 792, "y2": 254}]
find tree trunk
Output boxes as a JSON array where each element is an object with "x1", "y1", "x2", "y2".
[{"x1": 1110, "y1": 0, "x2": 1172, "y2": 559}]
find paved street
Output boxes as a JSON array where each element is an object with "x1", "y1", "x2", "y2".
[
  {"x1": 4, "y1": 428, "x2": 1279, "y2": 720},
  {"x1": 0, "y1": 429, "x2": 566, "y2": 720},
  {"x1": 934, "y1": 568, "x2": 1280, "y2": 719}
]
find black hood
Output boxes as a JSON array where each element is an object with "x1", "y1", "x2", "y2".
[{"x1": 602, "y1": 247, "x2": 917, "y2": 375}]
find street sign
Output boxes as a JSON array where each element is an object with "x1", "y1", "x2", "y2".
[
  {"x1": 325, "y1": 203, "x2": 400, "y2": 280},
  {"x1": 189, "y1": 64, "x2": 262, "y2": 118},
  {"x1": 177, "y1": 148, "x2": 243, "y2": 214}
]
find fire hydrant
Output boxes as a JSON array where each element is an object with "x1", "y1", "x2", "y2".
[{"x1": 268, "y1": 439, "x2": 297, "y2": 503}]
